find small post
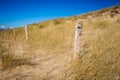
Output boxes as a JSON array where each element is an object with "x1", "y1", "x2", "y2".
[
  {"x1": 25, "y1": 25, "x2": 28, "y2": 40},
  {"x1": 74, "y1": 23, "x2": 82, "y2": 55},
  {"x1": 13, "y1": 29, "x2": 16, "y2": 36}
]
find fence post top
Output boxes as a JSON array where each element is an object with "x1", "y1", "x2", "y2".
[{"x1": 76, "y1": 22, "x2": 82, "y2": 29}]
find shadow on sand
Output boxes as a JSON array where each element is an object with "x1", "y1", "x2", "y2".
[{"x1": 0, "y1": 51, "x2": 37, "y2": 71}]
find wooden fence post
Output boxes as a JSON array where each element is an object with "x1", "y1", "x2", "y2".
[
  {"x1": 25, "y1": 25, "x2": 28, "y2": 40},
  {"x1": 74, "y1": 23, "x2": 82, "y2": 55},
  {"x1": 13, "y1": 29, "x2": 16, "y2": 36}
]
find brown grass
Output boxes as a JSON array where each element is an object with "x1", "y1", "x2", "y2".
[{"x1": 0, "y1": 5, "x2": 120, "y2": 80}]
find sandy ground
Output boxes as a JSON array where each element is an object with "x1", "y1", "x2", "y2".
[{"x1": 0, "y1": 43, "x2": 73, "y2": 80}]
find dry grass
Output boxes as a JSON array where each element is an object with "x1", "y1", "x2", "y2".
[
  {"x1": 0, "y1": 5, "x2": 120, "y2": 80},
  {"x1": 27, "y1": 22, "x2": 75, "y2": 54},
  {"x1": 60, "y1": 19, "x2": 120, "y2": 80},
  {"x1": 1, "y1": 53, "x2": 14, "y2": 69}
]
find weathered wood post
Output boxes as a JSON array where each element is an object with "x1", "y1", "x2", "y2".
[
  {"x1": 74, "y1": 23, "x2": 82, "y2": 55},
  {"x1": 13, "y1": 29, "x2": 16, "y2": 36},
  {"x1": 25, "y1": 25, "x2": 28, "y2": 40}
]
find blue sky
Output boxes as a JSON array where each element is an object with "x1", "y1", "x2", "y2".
[{"x1": 0, "y1": 0, "x2": 120, "y2": 28}]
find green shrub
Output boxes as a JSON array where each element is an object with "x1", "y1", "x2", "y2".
[
  {"x1": 39, "y1": 25, "x2": 44, "y2": 28},
  {"x1": 54, "y1": 18, "x2": 65, "y2": 25},
  {"x1": 94, "y1": 20, "x2": 109, "y2": 29},
  {"x1": 1, "y1": 53, "x2": 15, "y2": 69}
]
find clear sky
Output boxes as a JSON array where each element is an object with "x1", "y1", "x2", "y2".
[{"x1": 0, "y1": 0, "x2": 120, "y2": 28}]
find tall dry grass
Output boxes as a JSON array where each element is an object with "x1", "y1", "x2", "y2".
[
  {"x1": 61, "y1": 19, "x2": 120, "y2": 80},
  {"x1": 27, "y1": 21, "x2": 75, "y2": 54},
  {"x1": 0, "y1": 15, "x2": 120, "y2": 80}
]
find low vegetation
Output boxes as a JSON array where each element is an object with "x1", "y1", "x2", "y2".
[{"x1": 0, "y1": 5, "x2": 120, "y2": 80}]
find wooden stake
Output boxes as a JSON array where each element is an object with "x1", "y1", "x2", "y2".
[
  {"x1": 25, "y1": 25, "x2": 28, "y2": 40},
  {"x1": 74, "y1": 23, "x2": 82, "y2": 55}
]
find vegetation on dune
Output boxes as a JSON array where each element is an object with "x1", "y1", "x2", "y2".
[
  {"x1": 73, "y1": 24, "x2": 120, "y2": 80},
  {"x1": 0, "y1": 5, "x2": 120, "y2": 80}
]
